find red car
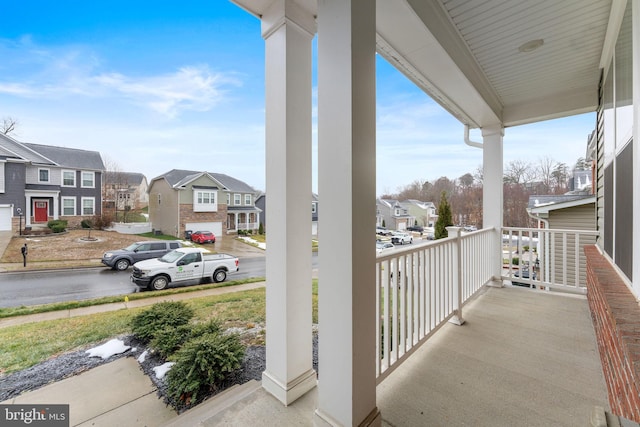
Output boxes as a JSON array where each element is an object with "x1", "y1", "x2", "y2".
[{"x1": 190, "y1": 231, "x2": 216, "y2": 244}]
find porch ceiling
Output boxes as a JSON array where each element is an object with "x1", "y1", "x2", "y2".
[{"x1": 233, "y1": 0, "x2": 617, "y2": 127}]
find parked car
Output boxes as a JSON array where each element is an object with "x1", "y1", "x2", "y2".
[
  {"x1": 512, "y1": 267, "x2": 537, "y2": 287},
  {"x1": 376, "y1": 226, "x2": 392, "y2": 236},
  {"x1": 101, "y1": 240, "x2": 183, "y2": 271},
  {"x1": 463, "y1": 225, "x2": 478, "y2": 232},
  {"x1": 376, "y1": 241, "x2": 395, "y2": 254},
  {"x1": 406, "y1": 225, "x2": 424, "y2": 232},
  {"x1": 191, "y1": 230, "x2": 216, "y2": 244},
  {"x1": 391, "y1": 232, "x2": 413, "y2": 245}
]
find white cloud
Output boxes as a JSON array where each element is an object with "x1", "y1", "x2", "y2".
[
  {"x1": 0, "y1": 39, "x2": 242, "y2": 118},
  {"x1": 92, "y1": 66, "x2": 241, "y2": 117}
]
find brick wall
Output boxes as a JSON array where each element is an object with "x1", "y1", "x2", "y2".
[
  {"x1": 178, "y1": 204, "x2": 228, "y2": 237},
  {"x1": 585, "y1": 245, "x2": 640, "y2": 422}
]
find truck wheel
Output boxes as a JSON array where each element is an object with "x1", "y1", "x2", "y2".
[
  {"x1": 114, "y1": 259, "x2": 130, "y2": 271},
  {"x1": 151, "y1": 276, "x2": 169, "y2": 291},
  {"x1": 213, "y1": 269, "x2": 227, "y2": 283}
]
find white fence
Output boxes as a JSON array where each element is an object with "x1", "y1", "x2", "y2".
[
  {"x1": 501, "y1": 227, "x2": 598, "y2": 293},
  {"x1": 375, "y1": 227, "x2": 496, "y2": 383},
  {"x1": 109, "y1": 222, "x2": 153, "y2": 235}
]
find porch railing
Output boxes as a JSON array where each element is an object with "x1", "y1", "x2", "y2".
[
  {"x1": 501, "y1": 227, "x2": 598, "y2": 293},
  {"x1": 375, "y1": 227, "x2": 496, "y2": 383}
]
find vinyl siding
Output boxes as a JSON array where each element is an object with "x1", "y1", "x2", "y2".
[
  {"x1": 149, "y1": 179, "x2": 179, "y2": 236},
  {"x1": 548, "y1": 203, "x2": 597, "y2": 287}
]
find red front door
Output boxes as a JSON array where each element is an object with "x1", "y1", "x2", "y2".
[{"x1": 34, "y1": 201, "x2": 48, "y2": 222}]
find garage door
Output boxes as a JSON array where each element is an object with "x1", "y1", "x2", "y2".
[
  {"x1": 185, "y1": 222, "x2": 223, "y2": 239},
  {"x1": 0, "y1": 206, "x2": 11, "y2": 231}
]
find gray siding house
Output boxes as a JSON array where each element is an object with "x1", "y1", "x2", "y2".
[
  {"x1": 148, "y1": 169, "x2": 261, "y2": 239},
  {"x1": 256, "y1": 193, "x2": 318, "y2": 236},
  {"x1": 0, "y1": 134, "x2": 104, "y2": 232},
  {"x1": 528, "y1": 194, "x2": 597, "y2": 287}
]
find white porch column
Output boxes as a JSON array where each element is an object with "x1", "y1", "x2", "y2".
[
  {"x1": 482, "y1": 125, "x2": 504, "y2": 287},
  {"x1": 316, "y1": 0, "x2": 380, "y2": 426},
  {"x1": 260, "y1": 0, "x2": 317, "y2": 405},
  {"x1": 25, "y1": 196, "x2": 31, "y2": 226}
]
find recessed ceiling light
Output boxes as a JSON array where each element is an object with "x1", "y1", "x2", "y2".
[{"x1": 518, "y1": 39, "x2": 544, "y2": 53}]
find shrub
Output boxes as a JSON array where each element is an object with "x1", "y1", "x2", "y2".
[
  {"x1": 130, "y1": 301, "x2": 194, "y2": 343},
  {"x1": 51, "y1": 224, "x2": 66, "y2": 233},
  {"x1": 512, "y1": 257, "x2": 520, "y2": 266},
  {"x1": 81, "y1": 219, "x2": 93, "y2": 229},
  {"x1": 47, "y1": 220, "x2": 67, "y2": 232},
  {"x1": 166, "y1": 330, "x2": 245, "y2": 405},
  {"x1": 258, "y1": 222, "x2": 264, "y2": 235},
  {"x1": 523, "y1": 245, "x2": 530, "y2": 252},
  {"x1": 151, "y1": 319, "x2": 222, "y2": 359},
  {"x1": 92, "y1": 214, "x2": 113, "y2": 230}
]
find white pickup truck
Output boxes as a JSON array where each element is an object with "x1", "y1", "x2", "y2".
[{"x1": 130, "y1": 247, "x2": 239, "y2": 291}]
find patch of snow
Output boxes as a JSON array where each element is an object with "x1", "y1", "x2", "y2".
[
  {"x1": 137, "y1": 350, "x2": 149, "y2": 363},
  {"x1": 238, "y1": 236, "x2": 266, "y2": 250},
  {"x1": 153, "y1": 362, "x2": 175, "y2": 379},
  {"x1": 86, "y1": 339, "x2": 131, "y2": 359}
]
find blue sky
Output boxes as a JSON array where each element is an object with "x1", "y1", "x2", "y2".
[{"x1": 0, "y1": 1, "x2": 595, "y2": 196}]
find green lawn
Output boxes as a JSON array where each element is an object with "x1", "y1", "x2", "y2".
[{"x1": 0, "y1": 279, "x2": 319, "y2": 374}]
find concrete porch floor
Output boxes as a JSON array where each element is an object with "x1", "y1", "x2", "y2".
[{"x1": 165, "y1": 285, "x2": 608, "y2": 426}]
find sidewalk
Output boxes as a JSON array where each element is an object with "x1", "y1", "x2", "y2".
[{"x1": 0, "y1": 281, "x2": 266, "y2": 328}]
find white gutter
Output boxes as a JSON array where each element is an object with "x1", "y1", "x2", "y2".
[{"x1": 464, "y1": 124, "x2": 483, "y2": 149}]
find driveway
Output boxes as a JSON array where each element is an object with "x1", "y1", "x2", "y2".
[{"x1": 214, "y1": 235, "x2": 265, "y2": 258}]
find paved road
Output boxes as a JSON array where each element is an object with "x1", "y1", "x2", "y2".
[{"x1": 0, "y1": 254, "x2": 319, "y2": 308}]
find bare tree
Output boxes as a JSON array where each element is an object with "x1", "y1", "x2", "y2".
[
  {"x1": 102, "y1": 156, "x2": 132, "y2": 222},
  {"x1": 1, "y1": 117, "x2": 18, "y2": 135},
  {"x1": 535, "y1": 156, "x2": 556, "y2": 193},
  {"x1": 552, "y1": 162, "x2": 569, "y2": 193},
  {"x1": 504, "y1": 160, "x2": 533, "y2": 185}
]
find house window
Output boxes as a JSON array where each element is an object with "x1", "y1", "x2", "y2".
[
  {"x1": 193, "y1": 190, "x2": 217, "y2": 212},
  {"x1": 244, "y1": 194, "x2": 251, "y2": 205},
  {"x1": 38, "y1": 169, "x2": 50, "y2": 183},
  {"x1": 234, "y1": 194, "x2": 241, "y2": 205},
  {"x1": 81, "y1": 197, "x2": 95, "y2": 215},
  {"x1": 157, "y1": 194, "x2": 161, "y2": 205},
  {"x1": 395, "y1": 209, "x2": 400, "y2": 216},
  {"x1": 227, "y1": 193, "x2": 230, "y2": 205},
  {"x1": 62, "y1": 197, "x2": 76, "y2": 216},
  {"x1": 81, "y1": 171, "x2": 95, "y2": 188},
  {"x1": 62, "y1": 170, "x2": 76, "y2": 187},
  {"x1": 312, "y1": 202, "x2": 317, "y2": 213}
]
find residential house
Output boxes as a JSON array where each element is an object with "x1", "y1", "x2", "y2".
[
  {"x1": 527, "y1": 194, "x2": 597, "y2": 287},
  {"x1": 255, "y1": 192, "x2": 319, "y2": 236},
  {"x1": 103, "y1": 172, "x2": 149, "y2": 213},
  {"x1": 148, "y1": 169, "x2": 260, "y2": 239},
  {"x1": 194, "y1": 2, "x2": 639, "y2": 425},
  {"x1": 376, "y1": 199, "x2": 414, "y2": 231},
  {"x1": 0, "y1": 133, "x2": 104, "y2": 232},
  {"x1": 400, "y1": 199, "x2": 437, "y2": 228}
]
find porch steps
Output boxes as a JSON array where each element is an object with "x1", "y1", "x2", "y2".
[
  {"x1": 591, "y1": 407, "x2": 640, "y2": 427},
  {"x1": 159, "y1": 380, "x2": 261, "y2": 427}
]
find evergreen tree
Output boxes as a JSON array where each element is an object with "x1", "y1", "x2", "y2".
[{"x1": 435, "y1": 191, "x2": 453, "y2": 239}]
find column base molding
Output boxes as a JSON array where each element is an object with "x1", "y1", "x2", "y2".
[
  {"x1": 262, "y1": 369, "x2": 317, "y2": 406},
  {"x1": 487, "y1": 278, "x2": 504, "y2": 288},
  {"x1": 314, "y1": 406, "x2": 381, "y2": 427}
]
